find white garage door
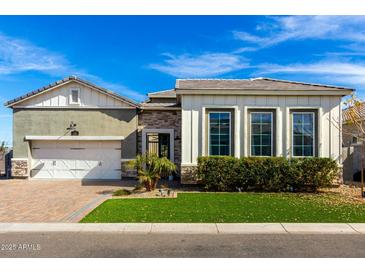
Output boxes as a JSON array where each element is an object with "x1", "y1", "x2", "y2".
[{"x1": 31, "y1": 140, "x2": 122, "y2": 179}]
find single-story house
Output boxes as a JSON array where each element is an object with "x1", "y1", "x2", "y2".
[{"x1": 5, "y1": 76, "x2": 353, "y2": 182}]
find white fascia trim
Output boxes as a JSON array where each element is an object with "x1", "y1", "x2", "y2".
[
  {"x1": 13, "y1": 106, "x2": 135, "y2": 109},
  {"x1": 25, "y1": 136, "x2": 125, "y2": 141},
  {"x1": 176, "y1": 89, "x2": 353, "y2": 96}
]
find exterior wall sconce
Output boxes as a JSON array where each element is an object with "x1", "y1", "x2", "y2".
[{"x1": 67, "y1": 121, "x2": 79, "y2": 136}]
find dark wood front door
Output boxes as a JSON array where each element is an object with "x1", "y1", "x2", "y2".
[{"x1": 146, "y1": 133, "x2": 170, "y2": 158}]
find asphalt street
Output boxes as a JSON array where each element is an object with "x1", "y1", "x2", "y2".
[{"x1": 1, "y1": 232, "x2": 365, "y2": 257}]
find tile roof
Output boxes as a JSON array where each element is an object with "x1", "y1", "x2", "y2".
[
  {"x1": 140, "y1": 101, "x2": 180, "y2": 109},
  {"x1": 343, "y1": 102, "x2": 365, "y2": 123},
  {"x1": 147, "y1": 89, "x2": 176, "y2": 98},
  {"x1": 176, "y1": 77, "x2": 354, "y2": 92},
  {"x1": 5, "y1": 76, "x2": 139, "y2": 107}
]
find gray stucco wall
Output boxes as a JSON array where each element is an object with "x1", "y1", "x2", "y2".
[{"x1": 13, "y1": 108, "x2": 138, "y2": 159}]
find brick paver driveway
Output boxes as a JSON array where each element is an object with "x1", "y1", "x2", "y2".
[{"x1": 0, "y1": 179, "x2": 136, "y2": 223}]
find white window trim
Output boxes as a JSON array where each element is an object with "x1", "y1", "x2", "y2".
[
  {"x1": 207, "y1": 111, "x2": 232, "y2": 156},
  {"x1": 141, "y1": 128, "x2": 174, "y2": 162},
  {"x1": 201, "y1": 106, "x2": 239, "y2": 159},
  {"x1": 69, "y1": 87, "x2": 81, "y2": 105},
  {"x1": 291, "y1": 111, "x2": 316, "y2": 157},
  {"x1": 249, "y1": 111, "x2": 274, "y2": 157}
]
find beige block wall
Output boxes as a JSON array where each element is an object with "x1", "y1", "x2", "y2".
[{"x1": 342, "y1": 122, "x2": 365, "y2": 147}]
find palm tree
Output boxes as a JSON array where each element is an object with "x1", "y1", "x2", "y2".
[{"x1": 129, "y1": 153, "x2": 176, "y2": 191}]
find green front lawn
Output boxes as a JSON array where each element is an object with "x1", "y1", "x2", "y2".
[{"x1": 81, "y1": 192, "x2": 365, "y2": 223}]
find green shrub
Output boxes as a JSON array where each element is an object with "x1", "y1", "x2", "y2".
[
  {"x1": 113, "y1": 189, "x2": 132, "y2": 196},
  {"x1": 197, "y1": 156, "x2": 339, "y2": 192}
]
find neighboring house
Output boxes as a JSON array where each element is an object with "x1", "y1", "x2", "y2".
[
  {"x1": 342, "y1": 103, "x2": 365, "y2": 146},
  {"x1": 0, "y1": 148, "x2": 12, "y2": 178},
  {"x1": 342, "y1": 103, "x2": 365, "y2": 181},
  {"x1": 0, "y1": 150, "x2": 5, "y2": 176},
  {"x1": 5, "y1": 76, "x2": 353, "y2": 182}
]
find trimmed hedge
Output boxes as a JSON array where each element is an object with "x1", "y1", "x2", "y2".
[{"x1": 197, "y1": 156, "x2": 339, "y2": 192}]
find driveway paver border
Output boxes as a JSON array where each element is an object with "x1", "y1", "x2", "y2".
[{"x1": 60, "y1": 194, "x2": 111, "y2": 223}]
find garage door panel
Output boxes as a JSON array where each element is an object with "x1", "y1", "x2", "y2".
[
  {"x1": 31, "y1": 169, "x2": 55, "y2": 178},
  {"x1": 53, "y1": 169, "x2": 78, "y2": 179},
  {"x1": 33, "y1": 159, "x2": 55, "y2": 170},
  {"x1": 31, "y1": 141, "x2": 121, "y2": 179},
  {"x1": 55, "y1": 159, "x2": 76, "y2": 170},
  {"x1": 76, "y1": 160, "x2": 99, "y2": 170},
  {"x1": 78, "y1": 168, "x2": 119, "y2": 180},
  {"x1": 79, "y1": 169, "x2": 100, "y2": 179}
]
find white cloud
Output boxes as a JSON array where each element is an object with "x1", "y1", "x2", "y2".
[
  {"x1": 257, "y1": 61, "x2": 365, "y2": 86},
  {"x1": 232, "y1": 31, "x2": 265, "y2": 44},
  {"x1": 0, "y1": 33, "x2": 70, "y2": 75},
  {"x1": 150, "y1": 52, "x2": 249, "y2": 78},
  {"x1": 0, "y1": 33, "x2": 144, "y2": 101},
  {"x1": 234, "y1": 16, "x2": 365, "y2": 48},
  {"x1": 80, "y1": 73, "x2": 146, "y2": 101},
  {"x1": 231, "y1": 46, "x2": 258, "y2": 54}
]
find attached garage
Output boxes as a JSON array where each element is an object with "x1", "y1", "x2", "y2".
[{"x1": 27, "y1": 136, "x2": 124, "y2": 180}]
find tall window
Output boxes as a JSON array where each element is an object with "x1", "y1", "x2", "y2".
[
  {"x1": 250, "y1": 112, "x2": 273, "y2": 156},
  {"x1": 292, "y1": 112, "x2": 315, "y2": 157},
  {"x1": 208, "y1": 112, "x2": 231, "y2": 156}
]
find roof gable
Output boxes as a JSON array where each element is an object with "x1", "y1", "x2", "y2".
[{"x1": 5, "y1": 76, "x2": 139, "y2": 108}]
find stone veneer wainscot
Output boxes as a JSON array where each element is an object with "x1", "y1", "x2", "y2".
[{"x1": 137, "y1": 109, "x2": 182, "y2": 173}]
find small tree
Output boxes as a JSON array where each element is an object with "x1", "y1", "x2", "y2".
[
  {"x1": 0, "y1": 141, "x2": 5, "y2": 154},
  {"x1": 129, "y1": 153, "x2": 176, "y2": 191},
  {"x1": 342, "y1": 95, "x2": 365, "y2": 197}
]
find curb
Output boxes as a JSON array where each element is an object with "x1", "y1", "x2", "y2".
[{"x1": 0, "y1": 223, "x2": 364, "y2": 234}]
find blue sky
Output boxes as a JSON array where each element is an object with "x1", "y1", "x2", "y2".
[{"x1": 1, "y1": 15, "x2": 365, "y2": 145}]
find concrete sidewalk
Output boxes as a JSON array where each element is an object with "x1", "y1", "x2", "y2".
[{"x1": 0, "y1": 223, "x2": 365, "y2": 234}]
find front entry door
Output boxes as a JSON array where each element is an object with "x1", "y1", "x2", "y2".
[
  {"x1": 146, "y1": 133, "x2": 170, "y2": 158},
  {"x1": 158, "y1": 133, "x2": 170, "y2": 158}
]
